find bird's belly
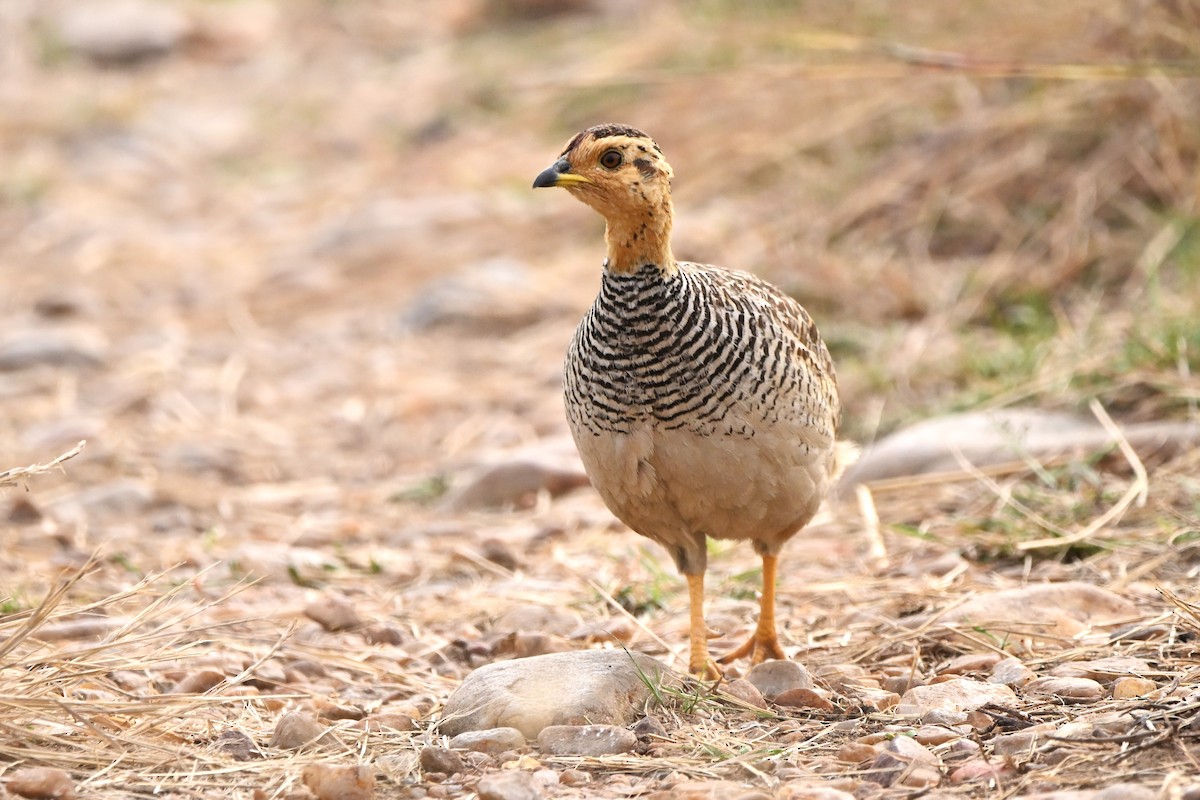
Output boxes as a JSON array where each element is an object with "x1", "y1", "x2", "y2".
[{"x1": 570, "y1": 419, "x2": 831, "y2": 569}]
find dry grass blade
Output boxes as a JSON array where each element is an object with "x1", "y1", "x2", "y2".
[{"x1": 0, "y1": 441, "x2": 86, "y2": 489}]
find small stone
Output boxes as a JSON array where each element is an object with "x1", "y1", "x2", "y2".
[
  {"x1": 170, "y1": 669, "x2": 226, "y2": 694},
  {"x1": 777, "y1": 788, "x2": 856, "y2": 800},
  {"x1": 558, "y1": 769, "x2": 590, "y2": 786},
  {"x1": 536, "y1": 724, "x2": 637, "y2": 756},
  {"x1": 836, "y1": 742, "x2": 876, "y2": 763},
  {"x1": 1112, "y1": 676, "x2": 1157, "y2": 699},
  {"x1": 814, "y1": 663, "x2": 874, "y2": 691},
  {"x1": 922, "y1": 709, "x2": 968, "y2": 727},
  {"x1": 439, "y1": 649, "x2": 676, "y2": 738},
  {"x1": 939, "y1": 652, "x2": 1002, "y2": 675},
  {"x1": 269, "y1": 711, "x2": 328, "y2": 750},
  {"x1": 850, "y1": 686, "x2": 900, "y2": 711},
  {"x1": 722, "y1": 679, "x2": 766, "y2": 709},
  {"x1": 746, "y1": 659, "x2": 812, "y2": 699},
  {"x1": 648, "y1": 781, "x2": 748, "y2": 800},
  {"x1": 303, "y1": 595, "x2": 362, "y2": 631},
  {"x1": 6, "y1": 766, "x2": 77, "y2": 799},
  {"x1": 1023, "y1": 676, "x2": 1104, "y2": 702},
  {"x1": 511, "y1": 632, "x2": 573, "y2": 658},
  {"x1": 479, "y1": 538, "x2": 520, "y2": 570},
  {"x1": 895, "y1": 678, "x2": 1017, "y2": 717},
  {"x1": 476, "y1": 770, "x2": 542, "y2": 800},
  {"x1": 950, "y1": 760, "x2": 1013, "y2": 784},
  {"x1": 419, "y1": 747, "x2": 464, "y2": 775},
  {"x1": 867, "y1": 736, "x2": 941, "y2": 788},
  {"x1": 492, "y1": 605, "x2": 580, "y2": 636},
  {"x1": 443, "y1": 440, "x2": 589, "y2": 510},
  {"x1": 1094, "y1": 784, "x2": 1156, "y2": 800},
  {"x1": 315, "y1": 701, "x2": 364, "y2": 721},
  {"x1": 989, "y1": 657, "x2": 1036, "y2": 687},
  {"x1": 913, "y1": 725, "x2": 960, "y2": 746},
  {"x1": 302, "y1": 764, "x2": 375, "y2": 800},
  {"x1": 55, "y1": 0, "x2": 191, "y2": 64},
  {"x1": 1050, "y1": 656, "x2": 1152, "y2": 681},
  {"x1": 210, "y1": 729, "x2": 262, "y2": 761},
  {"x1": 734, "y1": 793, "x2": 772, "y2": 800},
  {"x1": 449, "y1": 727, "x2": 525, "y2": 754},
  {"x1": 364, "y1": 624, "x2": 405, "y2": 645},
  {"x1": 992, "y1": 730, "x2": 1044, "y2": 757},
  {"x1": 774, "y1": 688, "x2": 835, "y2": 712},
  {"x1": 631, "y1": 715, "x2": 667, "y2": 740},
  {"x1": 0, "y1": 328, "x2": 106, "y2": 370}
]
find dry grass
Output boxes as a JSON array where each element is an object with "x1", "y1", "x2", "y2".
[{"x1": 1, "y1": 0, "x2": 1199, "y2": 797}]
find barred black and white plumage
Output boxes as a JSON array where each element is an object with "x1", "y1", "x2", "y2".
[{"x1": 533, "y1": 124, "x2": 843, "y2": 677}]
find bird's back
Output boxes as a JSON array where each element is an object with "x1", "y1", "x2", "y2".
[{"x1": 564, "y1": 262, "x2": 839, "y2": 572}]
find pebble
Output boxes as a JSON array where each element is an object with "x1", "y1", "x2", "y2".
[
  {"x1": 510, "y1": 631, "x2": 574, "y2": 659},
  {"x1": 722, "y1": 678, "x2": 767, "y2": 709},
  {"x1": 303, "y1": 595, "x2": 362, "y2": 631},
  {"x1": 439, "y1": 649, "x2": 676, "y2": 738},
  {"x1": 449, "y1": 727, "x2": 526, "y2": 754},
  {"x1": 647, "y1": 781, "x2": 749, "y2": 800},
  {"x1": 269, "y1": 711, "x2": 329, "y2": 750},
  {"x1": 211, "y1": 729, "x2": 262, "y2": 761},
  {"x1": 51, "y1": 479, "x2": 154, "y2": 521},
  {"x1": 364, "y1": 623, "x2": 405, "y2": 645},
  {"x1": 1050, "y1": 656, "x2": 1151, "y2": 681},
  {"x1": 6, "y1": 766, "x2": 77, "y2": 799},
  {"x1": 814, "y1": 663, "x2": 873, "y2": 691},
  {"x1": 1094, "y1": 785, "x2": 1157, "y2": 800},
  {"x1": 895, "y1": 678, "x2": 1016, "y2": 717},
  {"x1": 170, "y1": 669, "x2": 225, "y2": 694},
  {"x1": 991, "y1": 730, "x2": 1045, "y2": 756},
  {"x1": 867, "y1": 735, "x2": 941, "y2": 788},
  {"x1": 775, "y1": 687, "x2": 835, "y2": 712},
  {"x1": 476, "y1": 771, "x2": 542, "y2": 800},
  {"x1": 631, "y1": 715, "x2": 667, "y2": 740},
  {"x1": 1023, "y1": 676, "x2": 1104, "y2": 702},
  {"x1": 913, "y1": 724, "x2": 960, "y2": 746},
  {"x1": 492, "y1": 605, "x2": 580, "y2": 636},
  {"x1": 836, "y1": 742, "x2": 876, "y2": 763},
  {"x1": 1112, "y1": 676, "x2": 1157, "y2": 699},
  {"x1": 55, "y1": 0, "x2": 191, "y2": 64},
  {"x1": 419, "y1": 747, "x2": 464, "y2": 776},
  {"x1": 939, "y1": 652, "x2": 1002, "y2": 674},
  {"x1": 442, "y1": 440, "x2": 589, "y2": 510},
  {"x1": 849, "y1": 686, "x2": 900, "y2": 711},
  {"x1": 777, "y1": 787, "x2": 856, "y2": 800},
  {"x1": 0, "y1": 328, "x2": 106, "y2": 370},
  {"x1": 990, "y1": 657, "x2": 1036, "y2": 687},
  {"x1": 950, "y1": 759, "x2": 1012, "y2": 784},
  {"x1": 746, "y1": 659, "x2": 812, "y2": 699},
  {"x1": 536, "y1": 724, "x2": 637, "y2": 756},
  {"x1": 302, "y1": 764, "x2": 375, "y2": 800},
  {"x1": 920, "y1": 582, "x2": 1138, "y2": 638},
  {"x1": 558, "y1": 769, "x2": 590, "y2": 786}
]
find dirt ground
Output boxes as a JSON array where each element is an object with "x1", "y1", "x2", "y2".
[{"x1": 2, "y1": 1, "x2": 1200, "y2": 798}]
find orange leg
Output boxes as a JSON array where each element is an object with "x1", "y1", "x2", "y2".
[
  {"x1": 718, "y1": 554, "x2": 787, "y2": 665},
  {"x1": 686, "y1": 573, "x2": 721, "y2": 678}
]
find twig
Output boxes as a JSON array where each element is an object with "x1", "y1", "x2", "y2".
[{"x1": 0, "y1": 441, "x2": 86, "y2": 488}]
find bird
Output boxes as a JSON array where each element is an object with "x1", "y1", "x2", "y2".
[{"x1": 532, "y1": 124, "x2": 842, "y2": 678}]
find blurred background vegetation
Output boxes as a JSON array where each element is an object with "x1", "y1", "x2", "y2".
[{"x1": 1, "y1": 0, "x2": 1197, "y2": 475}]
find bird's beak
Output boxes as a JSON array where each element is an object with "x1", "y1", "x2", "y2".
[{"x1": 532, "y1": 159, "x2": 590, "y2": 189}]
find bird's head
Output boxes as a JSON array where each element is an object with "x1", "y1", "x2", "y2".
[{"x1": 533, "y1": 124, "x2": 676, "y2": 273}]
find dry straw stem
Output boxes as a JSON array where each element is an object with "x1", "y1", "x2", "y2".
[{"x1": 0, "y1": 440, "x2": 85, "y2": 489}]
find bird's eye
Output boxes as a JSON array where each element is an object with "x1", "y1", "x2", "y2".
[{"x1": 599, "y1": 149, "x2": 623, "y2": 170}]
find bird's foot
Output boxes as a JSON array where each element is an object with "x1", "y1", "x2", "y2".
[
  {"x1": 717, "y1": 631, "x2": 787, "y2": 666},
  {"x1": 688, "y1": 656, "x2": 723, "y2": 681}
]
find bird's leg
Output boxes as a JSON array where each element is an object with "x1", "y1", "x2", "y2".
[
  {"x1": 686, "y1": 573, "x2": 721, "y2": 678},
  {"x1": 718, "y1": 553, "x2": 787, "y2": 665}
]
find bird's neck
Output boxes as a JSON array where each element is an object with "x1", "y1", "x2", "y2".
[{"x1": 602, "y1": 199, "x2": 676, "y2": 277}]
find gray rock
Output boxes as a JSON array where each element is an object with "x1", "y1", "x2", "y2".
[
  {"x1": 269, "y1": 711, "x2": 328, "y2": 750},
  {"x1": 399, "y1": 258, "x2": 550, "y2": 334},
  {"x1": 1023, "y1": 676, "x2": 1104, "y2": 702},
  {"x1": 492, "y1": 604, "x2": 581, "y2": 637},
  {"x1": 914, "y1": 582, "x2": 1138, "y2": 638},
  {"x1": 439, "y1": 649, "x2": 677, "y2": 739},
  {"x1": 418, "y1": 746, "x2": 463, "y2": 775},
  {"x1": 837, "y1": 408, "x2": 1200, "y2": 494},
  {"x1": 746, "y1": 659, "x2": 812, "y2": 700},
  {"x1": 0, "y1": 327, "x2": 106, "y2": 370},
  {"x1": 990, "y1": 657, "x2": 1036, "y2": 687},
  {"x1": 1093, "y1": 786, "x2": 1155, "y2": 800},
  {"x1": 895, "y1": 678, "x2": 1016, "y2": 717},
  {"x1": 448, "y1": 727, "x2": 526, "y2": 753},
  {"x1": 476, "y1": 770, "x2": 543, "y2": 800},
  {"x1": 55, "y1": 0, "x2": 191, "y2": 64},
  {"x1": 442, "y1": 438, "x2": 589, "y2": 511},
  {"x1": 537, "y1": 724, "x2": 637, "y2": 756},
  {"x1": 1049, "y1": 656, "x2": 1151, "y2": 681},
  {"x1": 867, "y1": 735, "x2": 941, "y2": 788}
]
